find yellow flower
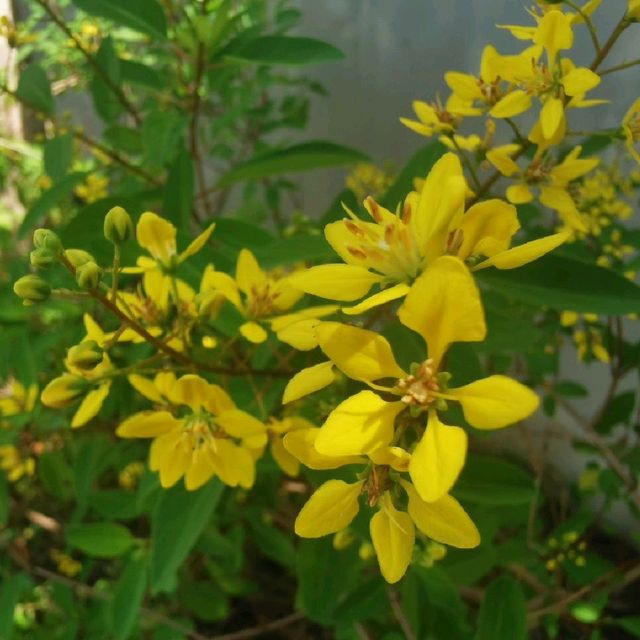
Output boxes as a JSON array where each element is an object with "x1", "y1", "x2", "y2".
[
  {"x1": 50, "y1": 550, "x2": 82, "y2": 578},
  {"x1": 486, "y1": 144, "x2": 597, "y2": 232},
  {"x1": 74, "y1": 174, "x2": 109, "y2": 203},
  {"x1": 444, "y1": 45, "x2": 532, "y2": 120},
  {"x1": 628, "y1": 0, "x2": 640, "y2": 20},
  {"x1": 118, "y1": 373, "x2": 266, "y2": 490},
  {"x1": 399, "y1": 95, "x2": 470, "y2": 138},
  {"x1": 289, "y1": 153, "x2": 568, "y2": 313},
  {"x1": 345, "y1": 163, "x2": 395, "y2": 200},
  {"x1": 198, "y1": 249, "x2": 336, "y2": 346},
  {"x1": 261, "y1": 416, "x2": 318, "y2": 477},
  {"x1": 623, "y1": 98, "x2": 640, "y2": 163},
  {"x1": 0, "y1": 445, "x2": 35, "y2": 482},
  {"x1": 0, "y1": 380, "x2": 38, "y2": 421},
  {"x1": 285, "y1": 257, "x2": 539, "y2": 504}
]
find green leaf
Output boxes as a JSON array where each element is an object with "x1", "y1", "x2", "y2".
[
  {"x1": 163, "y1": 149, "x2": 194, "y2": 231},
  {"x1": 16, "y1": 63, "x2": 54, "y2": 115},
  {"x1": 150, "y1": 481, "x2": 223, "y2": 594},
  {"x1": 18, "y1": 172, "x2": 86, "y2": 239},
  {"x1": 617, "y1": 616, "x2": 640, "y2": 636},
  {"x1": 90, "y1": 37, "x2": 122, "y2": 122},
  {"x1": 67, "y1": 522, "x2": 136, "y2": 558},
  {"x1": 380, "y1": 141, "x2": 445, "y2": 209},
  {"x1": 73, "y1": 435, "x2": 111, "y2": 503},
  {"x1": 478, "y1": 255, "x2": 640, "y2": 315},
  {"x1": 454, "y1": 456, "x2": 535, "y2": 506},
  {"x1": 218, "y1": 141, "x2": 368, "y2": 186},
  {"x1": 142, "y1": 109, "x2": 186, "y2": 168},
  {"x1": 0, "y1": 474, "x2": 7, "y2": 526},
  {"x1": 44, "y1": 134, "x2": 74, "y2": 181},
  {"x1": 296, "y1": 537, "x2": 359, "y2": 624},
  {"x1": 596, "y1": 392, "x2": 636, "y2": 433},
  {"x1": 227, "y1": 35, "x2": 343, "y2": 65},
  {"x1": 111, "y1": 552, "x2": 148, "y2": 640},
  {"x1": 253, "y1": 233, "x2": 333, "y2": 268},
  {"x1": 120, "y1": 59, "x2": 163, "y2": 88},
  {"x1": 476, "y1": 575, "x2": 527, "y2": 640},
  {"x1": 0, "y1": 573, "x2": 33, "y2": 639},
  {"x1": 247, "y1": 512, "x2": 295, "y2": 569},
  {"x1": 73, "y1": 0, "x2": 167, "y2": 39},
  {"x1": 554, "y1": 381, "x2": 588, "y2": 397}
]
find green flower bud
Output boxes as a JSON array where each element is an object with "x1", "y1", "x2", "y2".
[
  {"x1": 76, "y1": 261, "x2": 101, "y2": 289},
  {"x1": 104, "y1": 206, "x2": 133, "y2": 245},
  {"x1": 30, "y1": 247, "x2": 57, "y2": 269},
  {"x1": 13, "y1": 274, "x2": 51, "y2": 302},
  {"x1": 65, "y1": 249, "x2": 95, "y2": 268},
  {"x1": 67, "y1": 340, "x2": 104, "y2": 371},
  {"x1": 33, "y1": 228, "x2": 63, "y2": 256}
]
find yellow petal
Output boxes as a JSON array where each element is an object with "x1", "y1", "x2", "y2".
[
  {"x1": 402, "y1": 481, "x2": 480, "y2": 548},
  {"x1": 448, "y1": 375, "x2": 540, "y2": 430},
  {"x1": 236, "y1": 249, "x2": 265, "y2": 296},
  {"x1": 274, "y1": 318, "x2": 322, "y2": 350},
  {"x1": 117, "y1": 411, "x2": 180, "y2": 438},
  {"x1": 540, "y1": 97, "x2": 564, "y2": 140},
  {"x1": 315, "y1": 321, "x2": 405, "y2": 384},
  {"x1": 539, "y1": 186, "x2": 587, "y2": 232},
  {"x1": 136, "y1": 211, "x2": 177, "y2": 263},
  {"x1": 398, "y1": 256, "x2": 485, "y2": 368},
  {"x1": 457, "y1": 199, "x2": 520, "y2": 261},
  {"x1": 184, "y1": 448, "x2": 216, "y2": 491},
  {"x1": 489, "y1": 90, "x2": 532, "y2": 118},
  {"x1": 127, "y1": 374, "x2": 164, "y2": 403},
  {"x1": 283, "y1": 428, "x2": 363, "y2": 470},
  {"x1": 370, "y1": 493, "x2": 415, "y2": 584},
  {"x1": 506, "y1": 183, "x2": 534, "y2": 204},
  {"x1": 534, "y1": 10, "x2": 573, "y2": 63},
  {"x1": 239, "y1": 321, "x2": 268, "y2": 343},
  {"x1": 283, "y1": 361, "x2": 335, "y2": 404},
  {"x1": 167, "y1": 374, "x2": 210, "y2": 410},
  {"x1": 215, "y1": 409, "x2": 265, "y2": 438},
  {"x1": 200, "y1": 270, "x2": 243, "y2": 310},
  {"x1": 473, "y1": 232, "x2": 570, "y2": 270},
  {"x1": 369, "y1": 446, "x2": 411, "y2": 472},
  {"x1": 71, "y1": 382, "x2": 111, "y2": 428},
  {"x1": 486, "y1": 145, "x2": 521, "y2": 177},
  {"x1": 155, "y1": 433, "x2": 191, "y2": 488},
  {"x1": 295, "y1": 479, "x2": 363, "y2": 538},
  {"x1": 444, "y1": 72, "x2": 481, "y2": 101},
  {"x1": 287, "y1": 264, "x2": 384, "y2": 302},
  {"x1": 83, "y1": 313, "x2": 106, "y2": 344},
  {"x1": 561, "y1": 67, "x2": 600, "y2": 96},
  {"x1": 315, "y1": 391, "x2": 404, "y2": 456},
  {"x1": 178, "y1": 223, "x2": 215, "y2": 262},
  {"x1": 399, "y1": 117, "x2": 435, "y2": 137},
  {"x1": 271, "y1": 437, "x2": 300, "y2": 476},
  {"x1": 341, "y1": 283, "x2": 410, "y2": 315},
  {"x1": 409, "y1": 412, "x2": 468, "y2": 503}
]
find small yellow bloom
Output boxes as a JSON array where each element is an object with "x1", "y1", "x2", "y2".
[
  {"x1": 400, "y1": 95, "x2": 468, "y2": 138},
  {"x1": 623, "y1": 98, "x2": 640, "y2": 164},
  {"x1": 0, "y1": 380, "x2": 38, "y2": 421},
  {"x1": 0, "y1": 445, "x2": 35, "y2": 482},
  {"x1": 74, "y1": 174, "x2": 109, "y2": 203},
  {"x1": 118, "y1": 373, "x2": 266, "y2": 490}
]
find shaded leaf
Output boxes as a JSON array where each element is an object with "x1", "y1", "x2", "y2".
[
  {"x1": 73, "y1": 0, "x2": 167, "y2": 39},
  {"x1": 228, "y1": 35, "x2": 343, "y2": 66},
  {"x1": 67, "y1": 522, "x2": 136, "y2": 558}
]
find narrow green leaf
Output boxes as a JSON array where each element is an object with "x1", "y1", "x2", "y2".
[
  {"x1": 16, "y1": 63, "x2": 54, "y2": 114},
  {"x1": 67, "y1": 522, "x2": 136, "y2": 558},
  {"x1": 596, "y1": 392, "x2": 636, "y2": 433},
  {"x1": 112, "y1": 552, "x2": 148, "y2": 640},
  {"x1": 455, "y1": 456, "x2": 535, "y2": 506},
  {"x1": 479, "y1": 255, "x2": 640, "y2": 315},
  {"x1": 253, "y1": 233, "x2": 333, "y2": 268},
  {"x1": 73, "y1": 0, "x2": 167, "y2": 39},
  {"x1": 120, "y1": 59, "x2": 164, "y2": 88},
  {"x1": 43, "y1": 134, "x2": 74, "y2": 181},
  {"x1": 476, "y1": 575, "x2": 527, "y2": 640},
  {"x1": 218, "y1": 141, "x2": 368, "y2": 185},
  {"x1": 227, "y1": 35, "x2": 343, "y2": 65},
  {"x1": 0, "y1": 573, "x2": 33, "y2": 638},
  {"x1": 163, "y1": 148, "x2": 194, "y2": 231},
  {"x1": 150, "y1": 481, "x2": 223, "y2": 594},
  {"x1": 90, "y1": 37, "x2": 122, "y2": 122},
  {"x1": 617, "y1": 616, "x2": 640, "y2": 636}
]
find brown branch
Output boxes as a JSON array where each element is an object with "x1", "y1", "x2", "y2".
[
  {"x1": 208, "y1": 612, "x2": 305, "y2": 640},
  {"x1": 387, "y1": 587, "x2": 417, "y2": 640},
  {"x1": 34, "y1": 0, "x2": 142, "y2": 126}
]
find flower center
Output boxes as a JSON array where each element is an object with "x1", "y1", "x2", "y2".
[
  {"x1": 247, "y1": 281, "x2": 280, "y2": 318},
  {"x1": 397, "y1": 359, "x2": 440, "y2": 407}
]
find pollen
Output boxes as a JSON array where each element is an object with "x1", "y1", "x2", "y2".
[{"x1": 397, "y1": 360, "x2": 440, "y2": 407}]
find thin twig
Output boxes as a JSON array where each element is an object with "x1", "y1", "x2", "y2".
[
  {"x1": 598, "y1": 58, "x2": 640, "y2": 76},
  {"x1": 565, "y1": 0, "x2": 601, "y2": 54},
  {"x1": 208, "y1": 612, "x2": 305, "y2": 640},
  {"x1": 387, "y1": 587, "x2": 416, "y2": 640}
]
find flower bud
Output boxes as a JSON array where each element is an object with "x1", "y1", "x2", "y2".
[
  {"x1": 33, "y1": 228, "x2": 63, "y2": 256},
  {"x1": 30, "y1": 247, "x2": 57, "y2": 269},
  {"x1": 13, "y1": 274, "x2": 51, "y2": 302},
  {"x1": 104, "y1": 206, "x2": 133, "y2": 245},
  {"x1": 64, "y1": 249, "x2": 95, "y2": 268},
  {"x1": 41, "y1": 374, "x2": 87, "y2": 408},
  {"x1": 76, "y1": 261, "x2": 101, "y2": 289},
  {"x1": 67, "y1": 340, "x2": 104, "y2": 371}
]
